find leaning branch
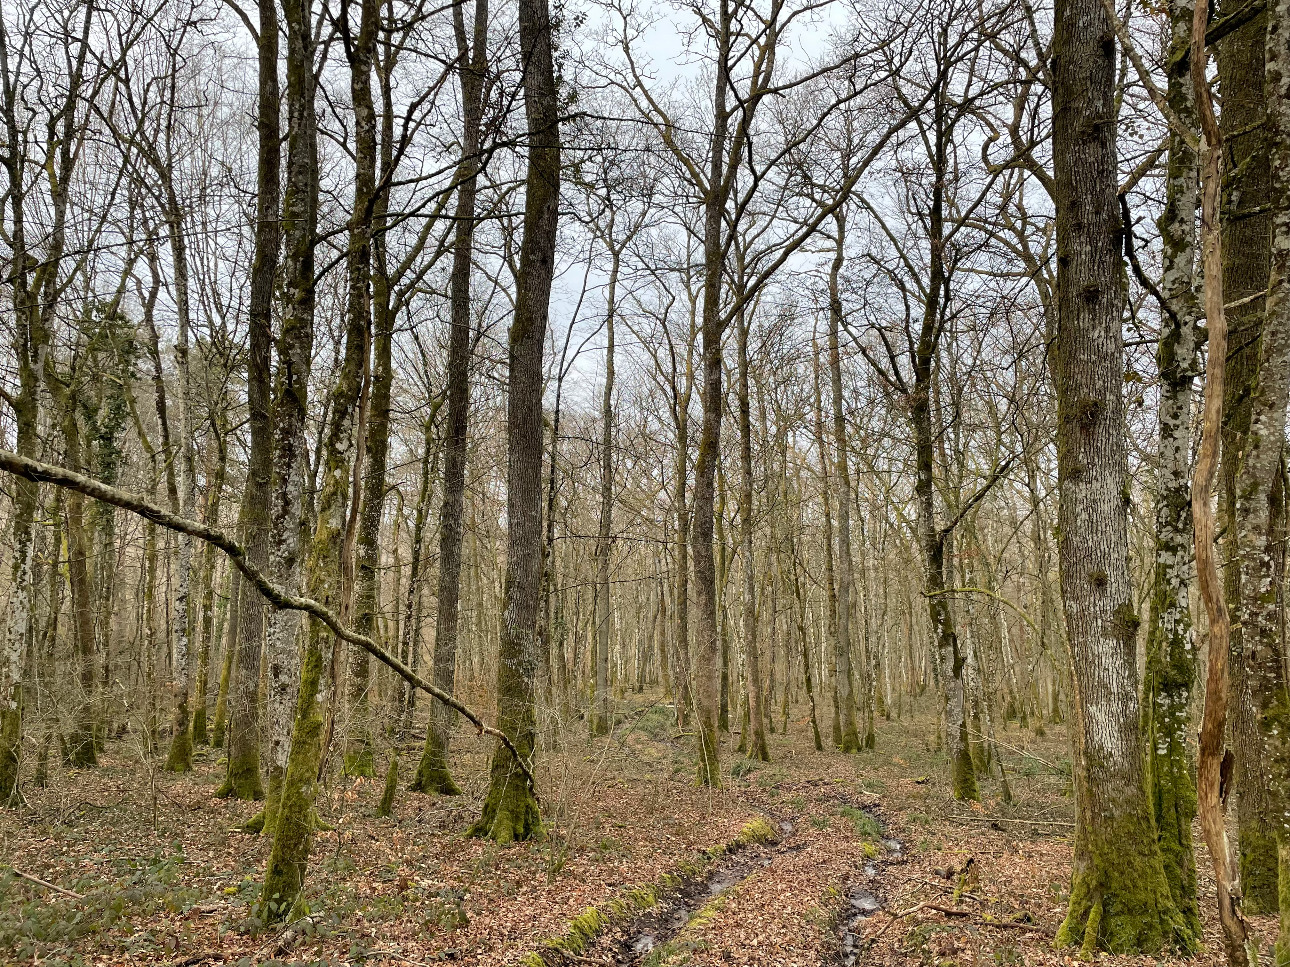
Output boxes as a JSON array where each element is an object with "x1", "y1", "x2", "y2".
[{"x1": 0, "y1": 448, "x2": 538, "y2": 799}]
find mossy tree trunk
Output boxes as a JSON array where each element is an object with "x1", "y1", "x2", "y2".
[
  {"x1": 258, "y1": 0, "x2": 320, "y2": 837},
  {"x1": 1236, "y1": 0, "x2": 1290, "y2": 955},
  {"x1": 468, "y1": 0, "x2": 559, "y2": 841},
  {"x1": 220, "y1": 0, "x2": 280, "y2": 804},
  {"x1": 1215, "y1": 0, "x2": 1279, "y2": 912},
  {"x1": 1050, "y1": 0, "x2": 1192, "y2": 947},
  {"x1": 412, "y1": 0, "x2": 489, "y2": 795},
  {"x1": 258, "y1": 0, "x2": 321, "y2": 916},
  {"x1": 1142, "y1": 0, "x2": 1202, "y2": 934}
]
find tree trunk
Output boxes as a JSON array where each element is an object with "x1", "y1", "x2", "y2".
[
  {"x1": 469, "y1": 0, "x2": 559, "y2": 841},
  {"x1": 1235, "y1": 0, "x2": 1290, "y2": 956},
  {"x1": 1142, "y1": 0, "x2": 1202, "y2": 933},
  {"x1": 412, "y1": 0, "x2": 489, "y2": 794},
  {"x1": 736, "y1": 303, "x2": 768, "y2": 762},
  {"x1": 163, "y1": 178, "x2": 199, "y2": 774},
  {"x1": 222, "y1": 0, "x2": 280, "y2": 804},
  {"x1": 827, "y1": 215, "x2": 862, "y2": 755},
  {"x1": 1216, "y1": 0, "x2": 1278, "y2": 911},
  {"x1": 193, "y1": 442, "x2": 228, "y2": 747},
  {"x1": 1051, "y1": 0, "x2": 1190, "y2": 946},
  {"x1": 338, "y1": 0, "x2": 382, "y2": 779},
  {"x1": 593, "y1": 240, "x2": 620, "y2": 737},
  {"x1": 258, "y1": 0, "x2": 321, "y2": 913}
]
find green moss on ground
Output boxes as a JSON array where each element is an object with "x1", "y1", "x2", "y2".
[{"x1": 523, "y1": 815, "x2": 777, "y2": 965}]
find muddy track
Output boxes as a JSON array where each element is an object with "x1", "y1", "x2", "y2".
[
  {"x1": 834, "y1": 806, "x2": 903, "y2": 967},
  {"x1": 530, "y1": 797, "x2": 902, "y2": 967},
  {"x1": 609, "y1": 816, "x2": 799, "y2": 964}
]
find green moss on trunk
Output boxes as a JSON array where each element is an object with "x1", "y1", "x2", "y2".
[
  {"x1": 192, "y1": 705, "x2": 208, "y2": 747},
  {"x1": 410, "y1": 728, "x2": 462, "y2": 795},
  {"x1": 211, "y1": 644, "x2": 233, "y2": 749},
  {"x1": 0, "y1": 700, "x2": 21, "y2": 805},
  {"x1": 1241, "y1": 824, "x2": 1281, "y2": 914},
  {"x1": 259, "y1": 629, "x2": 327, "y2": 923},
  {"x1": 468, "y1": 756, "x2": 540, "y2": 844},
  {"x1": 344, "y1": 744, "x2": 375, "y2": 778},
  {"x1": 376, "y1": 756, "x2": 398, "y2": 817},
  {"x1": 1056, "y1": 809, "x2": 1196, "y2": 955},
  {"x1": 218, "y1": 741, "x2": 265, "y2": 800},
  {"x1": 165, "y1": 700, "x2": 193, "y2": 772},
  {"x1": 950, "y1": 716, "x2": 979, "y2": 802}
]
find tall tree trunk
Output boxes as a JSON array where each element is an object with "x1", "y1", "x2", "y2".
[
  {"x1": 1051, "y1": 0, "x2": 1190, "y2": 946},
  {"x1": 827, "y1": 215, "x2": 862, "y2": 755},
  {"x1": 164, "y1": 180, "x2": 200, "y2": 774},
  {"x1": 222, "y1": 0, "x2": 280, "y2": 803},
  {"x1": 689, "y1": 0, "x2": 734, "y2": 787},
  {"x1": 258, "y1": 0, "x2": 321, "y2": 912},
  {"x1": 811, "y1": 347, "x2": 842, "y2": 748},
  {"x1": 338, "y1": 0, "x2": 382, "y2": 779},
  {"x1": 1216, "y1": 0, "x2": 1278, "y2": 911},
  {"x1": 412, "y1": 0, "x2": 489, "y2": 795},
  {"x1": 1235, "y1": 0, "x2": 1290, "y2": 956},
  {"x1": 593, "y1": 239, "x2": 620, "y2": 737},
  {"x1": 736, "y1": 304, "x2": 768, "y2": 761},
  {"x1": 468, "y1": 0, "x2": 559, "y2": 841},
  {"x1": 1142, "y1": 0, "x2": 1202, "y2": 933}
]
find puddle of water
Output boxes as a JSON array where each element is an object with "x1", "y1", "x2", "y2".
[
  {"x1": 839, "y1": 886, "x2": 883, "y2": 967},
  {"x1": 849, "y1": 890, "x2": 880, "y2": 914},
  {"x1": 837, "y1": 808, "x2": 895, "y2": 966}
]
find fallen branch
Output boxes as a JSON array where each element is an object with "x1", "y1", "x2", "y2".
[
  {"x1": 164, "y1": 953, "x2": 226, "y2": 967},
  {"x1": 948, "y1": 814, "x2": 1074, "y2": 828},
  {"x1": 0, "y1": 448, "x2": 537, "y2": 800},
  {"x1": 6, "y1": 866, "x2": 85, "y2": 899},
  {"x1": 863, "y1": 900, "x2": 1052, "y2": 949}
]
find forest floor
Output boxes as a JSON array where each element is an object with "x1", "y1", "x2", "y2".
[{"x1": 0, "y1": 695, "x2": 1277, "y2": 967}]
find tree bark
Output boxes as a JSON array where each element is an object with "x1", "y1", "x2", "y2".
[
  {"x1": 222, "y1": 0, "x2": 281, "y2": 804},
  {"x1": 736, "y1": 302, "x2": 769, "y2": 762},
  {"x1": 1142, "y1": 0, "x2": 1202, "y2": 933},
  {"x1": 259, "y1": 0, "x2": 322, "y2": 912},
  {"x1": 469, "y1": 0, "x2": 559, "y2": 841},
  {"x1": 1051, "y1": 0, "x2": 1191, "y2": 947},
  {"x1": 827, "y1": 215, "x2": 862, "y2": 756},
  {"x1": 412, "y1": 0, "x2": 489, "y2": 795},
  {"x1": 1216, "y1": 0, "x2": 1279, "y2": 910},
  {"x1": 1234, "y1": 0, "x2": 1290, "y2": 956}
]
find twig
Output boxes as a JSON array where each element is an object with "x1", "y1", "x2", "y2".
[
  {"x1": 164, "y1": 953, "x2": 225, "y2": 967},
  {"x1": 864, "y1": 901, "x2": 1052, "y2": 948},
  {"x1": 948, "y1": 814, "x2": 1074, "y2": 827},
  {"x1": 6, "y1": 866, "x2": 84, "y2": 899}
]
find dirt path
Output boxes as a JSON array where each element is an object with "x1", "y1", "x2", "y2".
[{"x1": 526, "y1": 788, "x2": 901, "y2": 967}]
